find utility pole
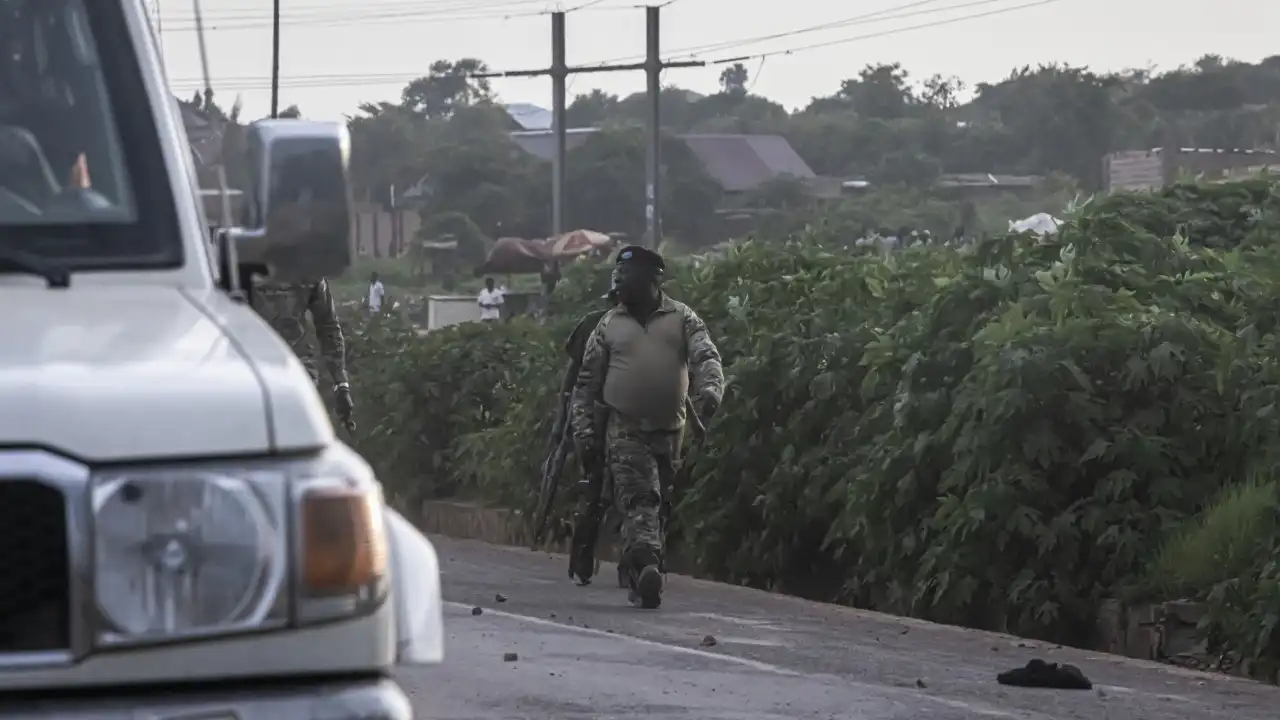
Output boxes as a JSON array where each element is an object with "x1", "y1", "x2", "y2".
[
  {"x1": 270, "y1": 0, "x2": 281, "y2": 118},
  {"x1": 471, "y1": 6, "x2": 701, "y2": 247},
  {"x1": 644, "y1": 5, "x2": 660, "y2": 248},
  {"x1": 551, "y1": 12, "x2": 567, "y2": 238}
]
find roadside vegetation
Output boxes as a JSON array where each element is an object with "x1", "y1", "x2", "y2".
[{"x1": 332, "y1": 178, "x2": 1280, "y2": 678}]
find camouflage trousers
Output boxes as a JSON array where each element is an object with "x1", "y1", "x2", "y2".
[{"x1": 606, "y1": 415, "x2": 681, "y2": 558}]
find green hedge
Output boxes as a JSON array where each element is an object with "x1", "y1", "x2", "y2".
[{"x1": 344, "y1": 177, "x2": 1280, "y2": 669}]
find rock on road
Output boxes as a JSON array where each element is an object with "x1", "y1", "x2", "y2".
[{"x1": 398, "y1": 536, "x2": 1279, "y2": 719}]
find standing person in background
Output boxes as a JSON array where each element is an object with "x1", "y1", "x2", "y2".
[
  {"x1": 541, "y1": 261, "x2": 562, "y2": 296},
  {"x1": 478, "y1": 277, "x2": 504, "y2": 322},
  {"x1": 569, "y1": 246, "x2": 724, "y2": 609},
  {"x1": 366, "y1": 271, "x2": 385, "y2": 313}
]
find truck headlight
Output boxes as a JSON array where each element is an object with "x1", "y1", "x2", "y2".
[{"x1": 91, "y1": 446, "x2": 387, "y2": 647}]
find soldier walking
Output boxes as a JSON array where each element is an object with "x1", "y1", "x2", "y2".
[
  {"x1": 252, "y1": 278, "x2": 357, "y2": 434},
  {"x1": 569, "y1": 246, "x2": 724, "y2": 608}
]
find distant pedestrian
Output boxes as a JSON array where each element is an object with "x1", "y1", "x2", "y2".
[
  {"x1": 478, "y1": 277, "x2": 504, "y2": 322},
  {"x1": 367, "y1": 271, "x2": 385, "y2": 313},
  {"x1": 541, "y1": 261, "x2": 562, "y2": 296}
]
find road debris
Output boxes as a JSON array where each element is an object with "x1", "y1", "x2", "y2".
[{"x1": 997, "y1": 659, "x2": 1092, "y2": 690}]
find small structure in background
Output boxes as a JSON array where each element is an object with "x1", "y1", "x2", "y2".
[
  {"x1": 1103, "y1": 147, "x2": 1280, "y2": 192},
  {"x1": 1009, "y1": 212, "x2": 1062, "y2": 236}
]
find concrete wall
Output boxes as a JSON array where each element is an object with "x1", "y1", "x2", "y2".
[
  {"x1": 1104, "y1": 148, "x2": 1279, "y2": 192},
  {"x1": 1103, "y1": 151, "x2": 1164, "y2": 192},
  {"x1": 427, "y1": 296, "x2": 482, "y2": 330}
]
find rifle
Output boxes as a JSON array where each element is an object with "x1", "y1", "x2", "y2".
[
  {"x1": 533, "y1": 370, "x2": 578, "y2": 546},
  {"x1": 533, "y1": 308, "x2": 609, "y2": 546},
  {"x1": 568, "y1": 402, "x2": 610, "y2": 585}
]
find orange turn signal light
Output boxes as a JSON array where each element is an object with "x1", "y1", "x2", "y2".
[{"x1": 300, "y1": 488, "x2": 387, "y2": 593}]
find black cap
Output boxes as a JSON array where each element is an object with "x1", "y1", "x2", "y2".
[{"x1": 615, "y1": 245, "x2": 665, "y2": 273}]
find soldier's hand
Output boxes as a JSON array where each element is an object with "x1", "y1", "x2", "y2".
[
  {"x1": 695, "y1": 391, "x2": 720, "y2": 427},
  {"x1": 335, "y1": 385, "x2": 356, "y2": 432}
]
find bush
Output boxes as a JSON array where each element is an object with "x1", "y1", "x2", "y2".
[
  {"x1": 1139, "y1": 475, "x2": 1279, "y2": 603},
  {"x1": 348, "y1": 178, "x2": 1280, "y2": 663},
  {"x1": 343, "y1": 309, "x2": 559, "y2": 506}
]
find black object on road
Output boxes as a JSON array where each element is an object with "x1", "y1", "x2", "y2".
[{"x1": 997, "y1": 659, "x2": 1093, "y2": 690}]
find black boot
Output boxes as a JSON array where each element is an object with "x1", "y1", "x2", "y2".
[
  {"x1": 624, "y1": 546, "x2": 663, "y2": 609},
  {"x1": 569, "y1": 544, "x2": 594, "y2": 586}
]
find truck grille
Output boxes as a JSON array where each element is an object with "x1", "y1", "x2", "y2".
[{"x1": 0, "y1": 481, "x2": 70, "y2": 653}]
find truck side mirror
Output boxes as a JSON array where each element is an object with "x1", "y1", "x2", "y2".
[{"x1": 230, "y1": 119, "x2": 353, "y2": 282}]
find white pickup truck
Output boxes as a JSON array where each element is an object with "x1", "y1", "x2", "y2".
[{"x1": 0, "y1": 0, "x2": 443, "y2": 717}]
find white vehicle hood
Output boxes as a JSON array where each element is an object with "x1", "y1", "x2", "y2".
[{"x1": 0, "y1": 286, "x2": 294, "y2": 461}]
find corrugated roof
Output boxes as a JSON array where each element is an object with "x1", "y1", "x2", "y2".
[
  {"x1": 503, "y1": 103, "x2": 553, "y2": 131},
  {"x1": 508, "y1": 128, "x2": 599, "y2": 161},
  {"x1": 506, "y1": 130, "x2": 816, "y2": 192},
  {"x1": 679, "y1": 134, "x2": 815, "y2": 192}
]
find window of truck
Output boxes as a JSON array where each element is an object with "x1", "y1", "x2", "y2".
[{"x1": 0, "y1": 0, "x2": 182, "y2": 269}]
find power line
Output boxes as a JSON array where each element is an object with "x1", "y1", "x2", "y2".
[
  {"x1": 467, "y1": 0, "x2": 1059, "y2": 79},
  {"x1": 163, "y1": 0, "x2": 547, "y2": 21},
  {"x1": 582, "y1": 0, "x2": 999, "y2": 66},
  {"x1": 160, "y1": 0, "x2": 633, "y2": 31},
  {"x1": 165, "y1": 0, "x2": 1058, "y2": 91},
  {"x1": 673, "y1": 0, "x2": 1009, "y2": 59},
  {"x1": 744, "y1": 56, "x2": 766, "y2": 93},
  {"x1": 162, "y1": 6, "x2": 545, "y2": 32},
  {"x1": 697, "y1": 0, "x2": 1060, "y2": 67}
]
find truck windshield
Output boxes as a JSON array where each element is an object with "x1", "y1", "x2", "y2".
[{"x1": 0, "y1": 0, "x2": 181, "y2": 269}]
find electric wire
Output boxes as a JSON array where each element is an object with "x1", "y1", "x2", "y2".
[{"x1": 166, "y1": 0, "x2": 1059, "y2": 92}]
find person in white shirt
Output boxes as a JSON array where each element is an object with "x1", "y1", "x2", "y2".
[
  {"x1": 366, "y1": 272, "x2": 385, "y2": 313},
  {"x1": 478, "y1": 277, "x2": 504, "y2": 322}
]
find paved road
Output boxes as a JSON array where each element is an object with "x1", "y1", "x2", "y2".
[{"x1": 398, "y1": 536, "x2": 1280, "y2": 719}]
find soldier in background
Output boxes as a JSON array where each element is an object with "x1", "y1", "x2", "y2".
[
  {"x1": 569, "y1": 246, "x2": 724, "y2": 609},
  {"x1": 559, "y1": 278, "x2": 627, "y2": 588},
  {"x1": 252, "y1": 279, "x2": 357, "y2": 434}
]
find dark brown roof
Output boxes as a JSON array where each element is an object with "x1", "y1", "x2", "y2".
[
  {"x1": 678, "y1": 134, "x2": 815, "y2": 192},
  {"x1": 508, "y1": 129, "x2": 815, "y2": 192},
  {"x1": 507, "y1": 128, "x2": 598, "y2": 160}
]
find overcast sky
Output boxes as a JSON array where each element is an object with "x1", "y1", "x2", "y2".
[{"x1": 155, "y1": 0, "x2": 1280, "y2": 121}]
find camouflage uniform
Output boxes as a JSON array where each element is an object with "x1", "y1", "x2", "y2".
[
  {"x1": 251, "y1": 278, "x2": 352, "y2": 411},
  {"x1": 569, "y1": 294, "x2": 724, "y2": 577}
]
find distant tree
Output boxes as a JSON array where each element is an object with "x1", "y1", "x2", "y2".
[
  {"x1": 920, "y1": 74, "x2": 964, "y2": 110},
  {"x1": 838, "y1": 63, "x2": 917, "y2": 118},
  {"x1": 567, "y1": 89, "x2": 620, "y2": 127},
  {"x1": 564, "y1": 127, "x2": 721, "y2": 245},
  {"x1": 401, "y1": 58, "x2": 493, "y2": 119},
  {"x1": 719, "y1": 63, "x2": 749, "y2": 96}
]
